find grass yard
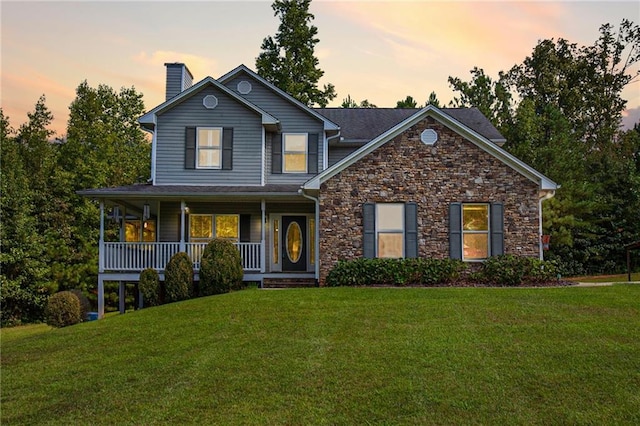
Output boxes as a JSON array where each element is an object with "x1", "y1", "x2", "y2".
[{"x1": 2, "y1": 285, "x2": 639, "y2": 425}]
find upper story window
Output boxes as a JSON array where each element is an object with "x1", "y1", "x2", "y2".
[
  {"x1": 197, "y1": 128, "x2": 222, "y2": 169},
  {"x1": 462, "y1": 204, "x2": 489, "y2": 260},
  {"x1": 376, "y1": 203, "x2": 405, "y2": 258},
  {"x1": 283, "y1": 133, "x2": 308, "y2": 173}
]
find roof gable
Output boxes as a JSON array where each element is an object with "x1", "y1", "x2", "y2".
[
  {"x1": 219, "y1": 65, "x2": 339, "y2": 131},
  {"x1": 138, "y1": 76, "x2": 278, "y2": 129},
  {"x1": 304, "y1": 105, "x2": 557, "y2": 191}
]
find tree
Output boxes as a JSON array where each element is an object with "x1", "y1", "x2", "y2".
[
  {"x1": 256, "y1": 0, "x2": 336, "y2": 107},
  {"x1": 341, "y1": 94, "x2": 377, "y2": 108},
  {"x1": 426, "y1": 91, "x2": 441, "y2": 108},
  {"x1": 395, "y1": 95, "x2": 419, "y2": 108}
]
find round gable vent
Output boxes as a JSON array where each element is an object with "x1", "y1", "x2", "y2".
[
  {"x1": 203, "y1": 95, "x2": 218, "y2": 109},
  {"x1": 420, "y1": 129, "x2": 438, "y2": 145},
  {"x1": 237, "y1": 80, "x2": 252, "y2": 94}
]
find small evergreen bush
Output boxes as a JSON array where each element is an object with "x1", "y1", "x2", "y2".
[
  {"x1": 69, "y1": 289, "x2": 91, "y2": 321},
  {"x1": 326, "y1": 258, "x2": 465, "y2": 287},
  {"x1": 199, "y1": 239, "x2": 244, "y2": 296},
  {"x1": 139, "y1": 268, "x2": 160, "y2": 307},
  {"x1": 45, "y1": 291, "x2": 82, "y2": 328},
  {"x1": 164, "y1": 252, "x2": 193, "y2": 303}
]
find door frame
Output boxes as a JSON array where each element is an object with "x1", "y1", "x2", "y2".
[{"x1": 269, "y1": 213, "x2": 315, "y2": 273}]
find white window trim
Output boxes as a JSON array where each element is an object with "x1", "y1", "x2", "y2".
[
  {"x1": 283, "y1": 133, "x2": 308, "y2": 174},
  {"x1": 461, "y1": 203, "x2": 490, "y2": 262},
  {"x1": 196, "y1": 127, "x2": 222, "y2": 169},
  {"x1": 375, "y1": 203, "x2": 405, "y2": 258}
]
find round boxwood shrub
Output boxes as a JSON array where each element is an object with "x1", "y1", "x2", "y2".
[
  {"x1": 199, "y1": 239, "x2": 243, "y2": 296},
  {"x1": 164, "y1": 252, "x2": 193, "y2": 303},
  {"x1": 69, "y1": 289, "x2": 92, "y2": 321},
  {"x1": 45, "y1": 291, "x2": 82, "y2": 328},
  {"x1": 139, "y1": 268, "x2": 160, "y2": 307}
]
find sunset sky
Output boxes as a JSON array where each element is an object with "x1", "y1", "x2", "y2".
[{"x1": 2, "y1": 1, "x2": 639, "y2": 136}]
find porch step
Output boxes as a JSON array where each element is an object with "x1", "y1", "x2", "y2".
[{"x1": 262, "y1": 278, "x2": 318, "y2": 289}]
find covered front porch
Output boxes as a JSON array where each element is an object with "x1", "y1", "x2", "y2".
[{"x1": 79, "y1": 184, "x2": 320, "y2": 318}]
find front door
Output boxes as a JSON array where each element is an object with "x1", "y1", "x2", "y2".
[{"x1": 281, "y1": 216, "x2": 307, "y2": 271}]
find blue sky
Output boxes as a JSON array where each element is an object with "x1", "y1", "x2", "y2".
[{"x1": 2, "y1": 1, "x2": 639, "y2": 136}]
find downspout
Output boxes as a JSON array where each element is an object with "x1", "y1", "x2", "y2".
[
  {"x1": 300, "y1": 188, "x2": 320, "y2": 283},
  {"x1": 538, "y1": 190, "x2": 556, "y2": 260}
]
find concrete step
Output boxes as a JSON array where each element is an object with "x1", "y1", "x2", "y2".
[{"x1": 262, "y1": 278, "x2": 317, "y2": 288}]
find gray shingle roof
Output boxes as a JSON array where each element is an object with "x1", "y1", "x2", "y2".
[{"x1": 314, "y1": 107, "x2": 505, "y2": 143}]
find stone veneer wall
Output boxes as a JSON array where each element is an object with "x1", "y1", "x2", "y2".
[{"x1": 318, "y1": 117, "x2": 541, "y2": 285}]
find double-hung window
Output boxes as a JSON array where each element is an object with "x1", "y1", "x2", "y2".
[
  {"x1": 376, "y1": 204, "x2": 405, "y2": 258},
  {"x1": 283, "y1": 133, "x2": 308, "y2": 173},
  {"x1": 197, "y1": 127, "x2": 222, "y2": 169},
  {"x1": 462, "y1": 204, "x2": 490, "y2": 260}
]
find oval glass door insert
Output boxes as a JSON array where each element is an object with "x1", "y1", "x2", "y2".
[{"x1": 286, "y1": 221, "x2": 302, "y2": 263}]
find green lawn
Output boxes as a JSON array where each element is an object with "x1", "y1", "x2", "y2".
[
  {"x1": 3, "y1": 286, "x2": 639, "y2": 425},
  {"x1": 569, "y1": 272, "x2": 640, "y2": 283}
]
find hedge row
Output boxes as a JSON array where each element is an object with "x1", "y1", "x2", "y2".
[
  {"x1": 326, "y1": 255, "x2": 560, "y2": 287},
  {"x1": 326, "y1": 258, "x2": 465, "y2": 287}
]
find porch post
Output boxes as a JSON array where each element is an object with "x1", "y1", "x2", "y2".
[
  {"x1": 99, "y1": 201, "x2": 105, "y2": 273},
  {"x1": 180, "y1": 200, "x2": 186, "y2": 252},
  {"x1": 261, "y1": 199, "x2": 266, "y2": 273},
  {"x1": 119, "y1": 281, "x2": 125, "y2": 314},
  {"x1": 97, "y1": 276, "x2": 105, "y2": 319}
]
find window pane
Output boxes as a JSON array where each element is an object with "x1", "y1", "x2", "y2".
[
  {"x1": 190, "y1": 215, "x2": 213, "y2": 239},
  {"x1": 273, "y1": 219, "x2": 279, "y2": 264},
  {"x1": 143, "y1": 220, "x2": 156, "y2": 242},
  {"x1": 215, "y1": 215, "x2": 239, "y2": 240},
  {"x1": 378, "y1": 233, "x2": 403, "y2": 258},
  {"x1": 198, "y1": 149, "x2": 221, "y2": 168},
  {"x1": 463, "y1": 204, "x2": 489, "y2": 231},
  {"x1": 284, "y1": 153, "x2": 307, "y2": 172},
  {"x1": 286, "y1": 222, "x2": 303, "y2": 263},
  {"x1": 198, "y1": 128, "x2": 221, "y2": 147},
  {"x1": 463, "y1": 234, "x2": 489, "y2": 260},
  {"x1": 376, "y1": 204, "x2": 404, "y2": 230},
  {"x1": 284, "y1": 134, "x2": 307, "y2": 152},
  {"x1": 125, "y1": 220, "x2": 141, "y2": 242}
]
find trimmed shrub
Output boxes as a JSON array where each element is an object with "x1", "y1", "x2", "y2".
[
  {"x1": 139, "y1": 268, "x2": 160, "y2": 307},
  {"x1": 326, "y1": 258, "x2": 465, "y2": 287},
  {"x1": 199, "y1": 239, "x2": 244, "y2": 296},
  {"x1": 474, "y1": 255, "x2": 559, "y2": 286},
  {"x1": 164, "y1": 252, "x2": 193, "y2": 303},
  {"x1": 45, "y1": 291, "x2": 82, "y2": 328},
  {"x1": 69, "y1": 289, "x2": 91, "y2": 321}
]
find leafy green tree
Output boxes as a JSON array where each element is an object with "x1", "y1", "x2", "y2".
[
  {"x1": 0, "y1": 109, "x2": 51, "y2": 325},
  {"x1": 426, "y1": 91, "x2": 441, "y2": 108},
  {"x1": 256, "y1": 0, "x2": 336, "y2": 107}
]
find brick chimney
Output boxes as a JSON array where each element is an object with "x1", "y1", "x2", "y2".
[{"x1": 164, "y1": 63, "x2": 194, "y2": 101}]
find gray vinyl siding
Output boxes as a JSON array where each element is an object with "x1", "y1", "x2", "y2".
[
  {"x1": 328, "y1": 146, "x2": 360, "y2": 166},
  {"x1": 159, "y1": 202, "x2": 181, "y2": 242},
  {"x1": 155, "y1": 86, "x2": 263, "y2": 186},
  {"x1": 223, "y1": 71, "x2": 325, "y2": 184}
]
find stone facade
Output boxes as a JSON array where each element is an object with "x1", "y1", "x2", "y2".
[{"x1": 317, "y1": 117, "x2": 541, "y2": 285}]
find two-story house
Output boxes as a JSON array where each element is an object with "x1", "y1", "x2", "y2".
[{"x1": 80, "y1": 63, "x2": 557, "y2": 317}]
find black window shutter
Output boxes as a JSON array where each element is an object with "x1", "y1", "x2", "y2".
[
  {"x1": 307, "y1": 133, "x2": 319, "y2": 174},
  {"x1": 185, "y1": 127, "x2": 196, "y2": 169},
  {"x1": 363, "y1": 203, "x2": 376, "y2": 258},
  {"x1": 272, "y1": 133, "x2": 282, "y2": 174},
  {"x1": 222, "y1": 128, "x2": 233, "y2": 170},
  {"x1": 405, "y1": 202, "x2": 418, "y2": 258},
  {"x1": 490, "y1": 202, "x2": 504, "y2": 256},
  {"x1": 240, "y1": 214, "x2": 251, "y2": 242},
  {"x1": 449, "y1": 203, "x2": 462, "y2": 259}
]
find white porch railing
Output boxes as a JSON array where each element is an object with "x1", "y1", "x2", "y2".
[{"x1": 102, "y1": 242, "x2": 261, "y2": 272}]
